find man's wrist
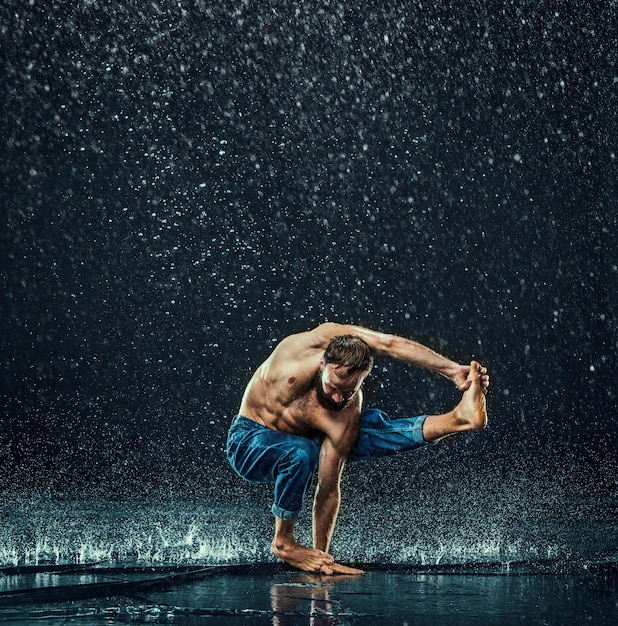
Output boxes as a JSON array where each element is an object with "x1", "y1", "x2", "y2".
[{"x1": 439, "y1": 362, "x2": 462, "y2": 382}]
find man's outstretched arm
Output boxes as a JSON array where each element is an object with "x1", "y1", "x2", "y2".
[{"x1": 309, "y1": 322, "x2": 479, "y2": 391}]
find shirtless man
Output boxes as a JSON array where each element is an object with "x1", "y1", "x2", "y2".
[{"x1": 226, "y1": 322, "x2": 489, "y2": 575}]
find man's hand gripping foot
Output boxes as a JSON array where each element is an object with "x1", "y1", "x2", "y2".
[{"x1": 454, "y1": 360, "x2": 488, "y2": 430}]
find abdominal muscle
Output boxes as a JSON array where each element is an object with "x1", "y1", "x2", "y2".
[
  {"x1": 239, "y1": 348, "x2": 362, "y2": 443},
  {"x1": 239, "y1": 368, "x2": 319, "y2": 436}
]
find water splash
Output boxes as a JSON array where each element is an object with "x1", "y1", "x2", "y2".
[
  {"x1": 2, "y1": 492, "x2": 615, "y2": 570},
  {"x1": 0, "y1": 495, "x2": 272, "y2": 568}
]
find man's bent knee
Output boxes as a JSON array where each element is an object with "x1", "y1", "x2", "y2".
[{"x1": 287, "y1": 441, "x2": 319, "y2": 471}]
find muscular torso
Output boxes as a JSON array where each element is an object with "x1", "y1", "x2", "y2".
[{"x1": 238, "y1": 335, "x2": 362, "y2": 455}]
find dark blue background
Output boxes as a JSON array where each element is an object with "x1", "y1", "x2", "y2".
[{"x1": 1, "y1": 0, "x2": 616, "y2": 503}]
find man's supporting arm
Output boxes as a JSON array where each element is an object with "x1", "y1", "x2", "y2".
[
  {"x1": 312, "y1": 437, "x2": 344, "y2": 555},
  {"x1": 312, "y1": 437, "x2": 363, "y2": 575}
]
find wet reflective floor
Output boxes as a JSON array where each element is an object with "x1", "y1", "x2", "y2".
[{"x1": 0, "y1": 563, "x2": 617, "y2": 625}]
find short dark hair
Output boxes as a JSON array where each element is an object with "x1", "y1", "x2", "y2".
[{"x1": 323, "y1": 335, "x2": 373, "y2": 376}]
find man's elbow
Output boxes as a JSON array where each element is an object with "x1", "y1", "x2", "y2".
[{"x1": 373, "y1": 332, "x2": 399, "y2": 355}]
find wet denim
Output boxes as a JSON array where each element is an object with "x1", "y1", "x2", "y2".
[{"x1": 226, "y1": 409, "x2": 431, "y2": 520}]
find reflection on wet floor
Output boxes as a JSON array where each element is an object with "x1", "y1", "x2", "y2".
[
  {"x1": 270, "y1": 573, "x2": 366, "y2": 625},
  {"x1": 1, "y1": 564, "x2": 617, "y2": 625}
]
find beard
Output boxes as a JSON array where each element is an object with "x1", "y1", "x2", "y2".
[{"x1": 312, "y1": 371, "x2": 352, "y2": 412}]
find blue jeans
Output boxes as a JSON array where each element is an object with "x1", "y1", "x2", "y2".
[{"x1": 226, "y1": 410, "x2": 432, "y2": 520}]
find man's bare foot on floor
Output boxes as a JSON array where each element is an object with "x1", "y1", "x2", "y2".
[
  {"x1": 319, "y1": 561, "x2": 364, "y2": 576},
  {"x1": 454, "y1": 360, "x2": 488, "y2": 430},
  {"x1": 272, "y1": 537, "x2": 334, "y2": 573},
  {"x1": 272, "y1": 538, "x2": 364, "y2": 575}
]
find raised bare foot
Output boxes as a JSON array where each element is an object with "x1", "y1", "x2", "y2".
[{"x1": 453, "y1": 361, "x2": 487, "y2": 431}]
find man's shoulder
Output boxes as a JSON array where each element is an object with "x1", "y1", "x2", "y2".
[
  {"x1": 259, "y1": 330, "x2": 320, "y2": 384},
  {"x1": 265, "y1": 323, "x2": 351, "y2": 379},
  {"x1": 275, "y1": 324, "x2": 330, "y2": 356},
  {"x1": 278, "y1": 323, "x2": 348, "y2": 352},
  {"x1": 270, "y1": 336, "x2": 320, "y2": 374},
  {"x1": 315, "y1": 401, "x2": 363, "y2": 455}
]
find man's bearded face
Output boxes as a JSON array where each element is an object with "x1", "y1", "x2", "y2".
[{"x1": 313, "y1": 363, "x2": 364, "y2": 411}]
